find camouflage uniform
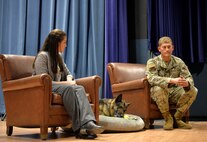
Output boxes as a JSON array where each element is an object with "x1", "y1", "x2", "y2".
[{"x1": 146, "y1": 55, "x2": 197, "y2": 114}]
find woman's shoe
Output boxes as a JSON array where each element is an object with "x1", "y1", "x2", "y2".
[
  {"x1": 76, "y1": 133, "x2": 97, "y2": 139},
  {"x1": 80, "y1": 121, "x2": 104, "y2": 135}
]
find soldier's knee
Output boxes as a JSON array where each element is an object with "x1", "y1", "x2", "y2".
[
  {"x1": 150, "y1": 86, "x2": 168, "y2": 102},
  {"x1": 190, "y1": 86, "x2": 198, "y2": 99},
  {"x1": 151, "y1": 86, "x2": 166, "y2": 93}
]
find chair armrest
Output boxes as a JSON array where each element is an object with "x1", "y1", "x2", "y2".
[
  {"x1": 75, "y1": 75, "x2": 102, "y2": 122},
  {"x1": 2, "y1": 74, "x2": 51, "y2": 92},
  {"x1": 2, "y1": 74, "x2": 52, "y2": 123},
  {"x1": 112, "y1": 78, "x2": 147, "y2": 93},
  {"x1": 107, "y1": 62, "x2": 146, "y2": 84},
  {"x1": 76, "y1": 75, "x2": 101, "y2": 102}
]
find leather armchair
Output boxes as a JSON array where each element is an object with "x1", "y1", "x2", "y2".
[
  {"x1": 107, "y1": 62, "x2": 189, "y2": 128},
  {"x1": 0, "y1": 54, "x2": 101, "y2": 140}
]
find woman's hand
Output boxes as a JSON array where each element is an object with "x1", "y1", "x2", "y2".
[
  {"x1": 67, "y1": 80, "x2": 76, "y2": 85},
  {"x1": 53, "y1": 80, "x2": 77, "y2": 85}
]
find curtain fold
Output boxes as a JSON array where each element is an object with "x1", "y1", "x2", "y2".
[
  {"x1": 25, "y1": 0, "x2": 41, "y2": 55},
  {"x1": 66, "y1": 0, "x2": 104, "y2": 80},
  {"x1": 148, "y1": 0, "x2": 207, "y2": 63},
  {"x1": 104, "y1": 0, "x2": 128, "y2": 98},
  {"x1": 0, "y1": 81, "x2": 5, "y2": 114},
  {"x1": 0, "y1": 0, "x2": 27, "y2": 54}
]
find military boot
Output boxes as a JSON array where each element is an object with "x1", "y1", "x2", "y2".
[
  {"x1": 162, "y1": 112, "x2": 173, "y2": 130},
  {"x1": 174, "y1": 111, "x2": 192, "y2": 129}
]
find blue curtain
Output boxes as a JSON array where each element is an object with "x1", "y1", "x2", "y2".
[
  {"x1": 0, "y1": 80, "x2": 5, "y2": 114},
  {"x1": 0, "y1": 0, "x2": 104, "y2": 77},
  {"x1": 104, "y1": 0, "x2": 128, "y2": 98},
  {"x1": 0, "y1": 0, "x2": 105, "y2": 113},
  {"x1": 0, "y1": 0, "x2": 128, "y2": 115},
  {"x1": 147, "y1": 0, "x2": 207, "y2": 63}
]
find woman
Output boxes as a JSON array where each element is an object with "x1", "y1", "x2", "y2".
[{"x1": 33, "y1": 29, "x2": 104, "y2": 139}]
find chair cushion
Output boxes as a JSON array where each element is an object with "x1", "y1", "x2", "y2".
[
  {"x1": 52, "y1": 93, "x2": 92, "y2": 105},
  {"x1": 52, "y1": 93, "x2": 63, "y2": 105}
]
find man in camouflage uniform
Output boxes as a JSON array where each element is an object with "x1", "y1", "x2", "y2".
[{"x1": 146, "y1": 36, "x2": 197, "y2": 130}]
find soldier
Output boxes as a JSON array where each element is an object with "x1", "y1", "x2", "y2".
[{"x1": 146, "y1": 36, "x2": 197, "y2": 130}]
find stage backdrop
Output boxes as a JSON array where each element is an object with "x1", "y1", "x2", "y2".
[{"x1": 0, "y1": 0, "x2": 128, "y2": 113}]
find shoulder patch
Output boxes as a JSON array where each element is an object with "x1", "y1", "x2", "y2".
[{"x1": 148, "y1": 63, "x2": 155, "y2": 69}]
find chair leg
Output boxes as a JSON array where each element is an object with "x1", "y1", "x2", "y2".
[
  {"x1": 40, "y1": 126, "x2": 48, "y2": 140},
  {"x1": 144, "y1": 119, "x2": 150, "y2": 129},
  {"x1": 51, "y1": 127, "x2": 58, "y2": 133},
  {"x1": 150, "y1": 119, "x2": 155, "y2": 128},
  {"x1": 144, "y1": 118, "x2": 155, "y2": 129},
  {"x1": 6, "y1": 126, "x2": 13, "y2": 136}
]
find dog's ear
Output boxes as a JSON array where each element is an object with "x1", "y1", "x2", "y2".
[
  {"x1": 115, "y1": 94, "x2": 122, "y2": 103},
  {"x1": 125, "y1": 102, "x2": 130, "y2": 107},
  {"x1": 123, "y1": 102, "x2": 130, "y2": 112}
]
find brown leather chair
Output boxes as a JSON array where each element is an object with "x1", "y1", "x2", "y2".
[
  {"x1": 107, "y1": 62, "x2": 189, "y2": 128},
  {"x1": 0, "y1": 54, "x2": 101, "y2": 140}
]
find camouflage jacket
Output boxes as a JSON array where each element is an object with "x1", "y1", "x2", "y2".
[{"x1": 145, "y1": 55, "x2": 194, "y2": 89}]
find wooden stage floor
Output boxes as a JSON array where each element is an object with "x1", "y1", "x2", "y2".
[{"x1": 0, "y1": 120, "x2": 207, "y2": 142}]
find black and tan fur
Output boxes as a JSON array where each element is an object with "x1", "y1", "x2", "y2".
[{"x1": 99, "y1": 94, "x2": 130, "y2": 117}]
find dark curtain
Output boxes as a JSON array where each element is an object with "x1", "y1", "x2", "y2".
[
  {"x1": 148, "y1": 0, "x2": 207, "y2": 63},
  {"x1": 104, "y1": 0, "x2": 128, "y2": 98}
]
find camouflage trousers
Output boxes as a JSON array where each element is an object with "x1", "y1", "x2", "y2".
[{"x1": 150, "y1": 85, "x2": 198, "y2": 114}]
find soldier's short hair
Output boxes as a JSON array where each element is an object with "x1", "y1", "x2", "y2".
[{"x1": 158, "y1": 36, "x2": 173, "y2": 46}]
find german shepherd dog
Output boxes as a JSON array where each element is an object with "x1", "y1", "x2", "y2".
[{"x1": 99, "y1": 94, "x2": 130, "y2": 117}]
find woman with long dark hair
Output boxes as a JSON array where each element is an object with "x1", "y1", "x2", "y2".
[{"x1": 33, "y1": 29, "x2": 104, "y2": 139}]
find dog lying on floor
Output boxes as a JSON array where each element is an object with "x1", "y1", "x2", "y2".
[{"x1": 99, "y1": 94, "x2": 130, "y2": 117}]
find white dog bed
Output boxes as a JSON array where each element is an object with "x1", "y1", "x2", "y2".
[{"x1": 99, "y1": 114, "x2": 145, "y2": 132}]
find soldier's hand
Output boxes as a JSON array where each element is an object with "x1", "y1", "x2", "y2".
[
  {"x1": 177, "y1": 77, "x2": 189, "y2": 87},
  {"x1": 170, "y1": 77, "x2": 189, "y2": 87},
  {"x1": 170, "y1": 77, "x2": 180, "y2": 84}
]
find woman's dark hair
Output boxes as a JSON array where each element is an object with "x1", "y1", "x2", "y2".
[{"x1": 33, "y1": 29, "x2": 66, "y2": 74}]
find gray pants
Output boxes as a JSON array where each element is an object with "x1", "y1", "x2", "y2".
[{"x1": 52, "y1": 84, "x2": 96, "y2": 131}]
